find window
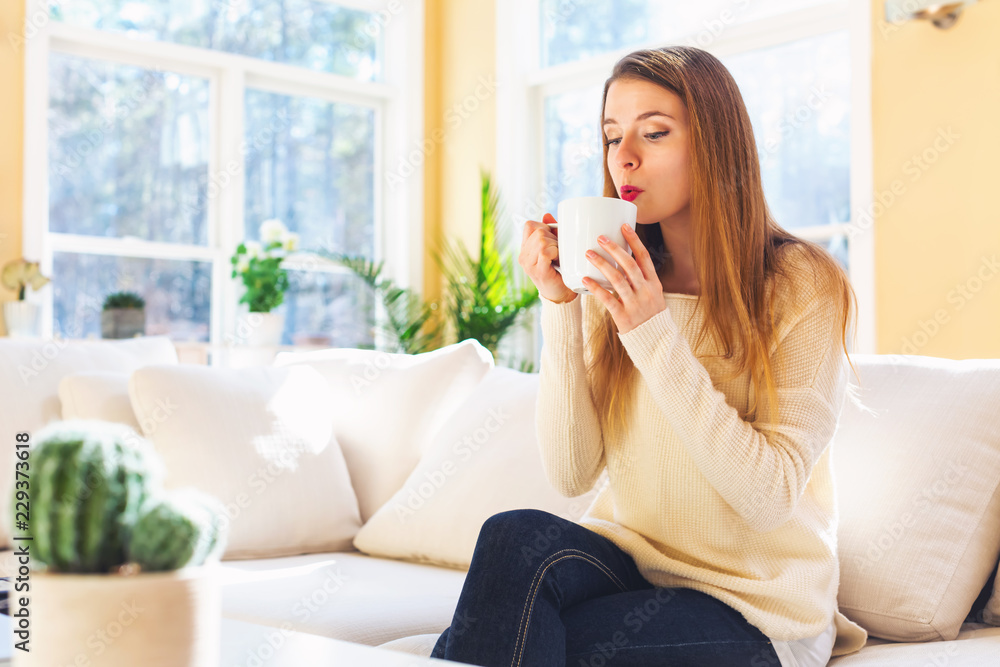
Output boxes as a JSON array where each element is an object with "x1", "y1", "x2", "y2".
[
  {"x1": 497, "y1": 0, "x2": 874, "y2": 361},
  {"x1": 23, "y1": 0, "x2": 425, "y2": 348}
]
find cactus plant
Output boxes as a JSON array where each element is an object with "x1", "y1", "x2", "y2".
[
  {"x1": 18, "y1": 420, "x2": 163, "y2": 573},
  {"x1": 127, "y1": 488, "x2": 227, "y2": 572},
  {"x1": 10, "y1": 419, "x2": 227, "y2": 574}
]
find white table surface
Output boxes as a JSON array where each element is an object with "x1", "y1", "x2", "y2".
[
  {"x1": 0, "y1": 613, "x2": 468, "y2": 666},
  {"x1": 220, "y1": 618, "x2": 468, "y2": 666}
]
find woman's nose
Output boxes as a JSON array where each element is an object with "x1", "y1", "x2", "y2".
[{"x1": 614, "y1": 135, "x2": 638, "y2": 170}]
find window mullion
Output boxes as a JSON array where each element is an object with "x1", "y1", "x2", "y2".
[
  {"x1": 23, "y1": 0, "x2": 52, "y2": 336},
  {"x1": 216, "y1": 65, "x2": 246, "y2": 350}
]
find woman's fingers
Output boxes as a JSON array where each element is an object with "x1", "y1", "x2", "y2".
[
  {"x1": 591, "y1": 237, "x2": 643, "y2": 290},
  {"x1": 585, "y1": 249, "x2": 631, "y2": 294},
  {"x1": 621, "y1": 225, "x2": 658, "y2": 282}
]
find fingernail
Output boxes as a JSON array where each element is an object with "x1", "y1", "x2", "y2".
[{"x1": 598, "y1": 235, "x2": 609, "y2": 244}]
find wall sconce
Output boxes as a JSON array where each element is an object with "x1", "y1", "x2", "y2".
[{"x1": 885, "y1": 0, "x2": 982, "y2": 29}]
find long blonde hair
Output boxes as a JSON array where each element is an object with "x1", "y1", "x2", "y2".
[{"x1": 589, "y1": 45, "x2": 859, "y2": 438}]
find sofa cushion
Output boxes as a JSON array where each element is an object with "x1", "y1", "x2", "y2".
[
  {"x1": 835, "y1": 354, "x2": 1000, "y2": 642},
  {"x1": 0, "y1": 335, "x2": 178, "y2": 548},
  {"x1": 825, "y1": 624, "x2": 1000, "y2": 666},
  {"x1": 377, "y1": 634, "x2": 441, "y2": 657},
  {"x1": 218, "y1": 550, "x2": 464, "y2": 647},
  {"x1": 58, "y1": 371, "x2": 139, "y2": 431},
  {"x1": 273, "y1": 339, "x2": 494, "y2": 523},
  {"x1": 352, "y1": 366, "x2": 605, "y2": 569},
  {"x1": 128, "y1": 364, "x2": 362, "y2": 560}
]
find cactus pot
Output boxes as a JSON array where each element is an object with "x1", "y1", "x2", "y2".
[
  {"x1": 12, "y1": 563, "x2": 221, "y2": 667},
  {"x1": 101, "y1": 308, "x2": 146, "y2": 339}
]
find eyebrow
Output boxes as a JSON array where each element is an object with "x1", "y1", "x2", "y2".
[{"x1": 603, "y1": 110, "x2": 675, "y2": 127}]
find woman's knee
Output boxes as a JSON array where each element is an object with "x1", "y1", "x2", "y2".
[{"x1": 478, "y1": 509, "x2": 571, "y2": 557}]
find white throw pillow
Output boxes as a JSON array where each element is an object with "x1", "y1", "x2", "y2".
[
  {"x1": 128, "y1": 363, "x2": 362, "y2": 560},
  {"x1": 59, "y1": 371, "x2": 139, "y2": 431},
  {"x1": 273, "y1": 339, "x2": 495, "y2": 523},
  {"x1": 352, "y1": 366, "x2": 604, "y2": 569},
  {"x1": 0, "y1": 336, "x2": 178, "y2": 548},
  {"x1": 835, "y1": 354, "x2": 1000, "y2": 641}
]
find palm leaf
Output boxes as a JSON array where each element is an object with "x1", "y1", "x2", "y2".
[{"x1": 315, "y1": 250, "x2": 441, "y2": 354}]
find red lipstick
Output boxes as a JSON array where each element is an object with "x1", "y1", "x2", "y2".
[{"x1": 620, "y1": 185, "x2": 643, "y2": 202}]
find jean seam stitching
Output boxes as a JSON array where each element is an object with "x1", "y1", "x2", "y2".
[{"x1": 511, "y1": 549, "x2": 629, "y2": 667}]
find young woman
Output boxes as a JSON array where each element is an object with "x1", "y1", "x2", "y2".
[{"x1": 430, "y1": 45, "x2": 868, "y2": 667}]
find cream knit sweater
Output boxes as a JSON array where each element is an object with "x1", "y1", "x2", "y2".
[{"x1": 536, "y1": 247, "x2": 868, "y2": 658}]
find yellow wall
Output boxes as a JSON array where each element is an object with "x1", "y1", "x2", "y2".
[
  {"x1": 3, "y1": 2, "x2": 997, "y2": 358},
  {"x1": 0, "y1": 1, "x2": 25, "y2": 336},
  {"x1": 871, "y1": 1, "x2": 1000, "y2": 358},
  {"x1": 422, "y1": 0, "x2": 496, "y2": 309}
]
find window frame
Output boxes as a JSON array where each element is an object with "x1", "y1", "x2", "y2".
[
  {"x1": 22, "y1": 0, "x2": 426, "y2": 350},
  {"x1": 496, "y1": 0, "x2": 876, "y2": 361}
]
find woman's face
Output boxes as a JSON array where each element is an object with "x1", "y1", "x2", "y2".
[{"x1": 603, "y1": 78, "x2": 691, "y2": 227}]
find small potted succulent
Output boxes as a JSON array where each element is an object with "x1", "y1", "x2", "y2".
[
  {"x1": 101, "y1": 290, "x2": 146, "y2": 339},
  {"x1": 1, "y1": 258, "x2": 50, "y2": 338},
  {"x1": 8, "y1": 419, "x2": 228, "y2": 666}
]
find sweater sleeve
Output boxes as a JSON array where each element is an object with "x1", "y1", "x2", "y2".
[
  {"x1": 617, "y1": 273, "x2": 848, "y2": 533},
  {"x1": 535, "y1": 294, "x2": 607, "y2": 498}
]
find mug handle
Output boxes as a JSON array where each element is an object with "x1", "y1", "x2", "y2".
[{"x1": 545, "y1": 222, "x2": 562, "y2": 274}]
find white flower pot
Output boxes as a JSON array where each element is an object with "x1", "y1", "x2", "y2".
[
  {"x1": 12, "y1": 564, "x2": 221, "y2": 667},
  {"x1": 2, "y1": 301, "x2": 40, "y2": 338},
  {"x1": 235, "y1": 311, "x2": 286, "y2": 347}
]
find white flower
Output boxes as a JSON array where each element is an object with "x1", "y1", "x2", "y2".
[
  {"x1": 244, "y1": 240, "x2": 262, "y2": 259},
  {"x1": 260, "y1": 219, "x2": 287, "y2": 245},
  {"x1": 235, "y1": 257, "x2": 250, "y2": 274},
  {"x1": 283, "y1": 232, "x2": 300, "y2": 252}
]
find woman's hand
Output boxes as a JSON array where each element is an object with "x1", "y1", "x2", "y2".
[
  {"x1": 584, "y1": 224, "x2": 666, "y2": 334},
  {"x1": 519, "y1": 213, "x2": 579, "y2": 304}
]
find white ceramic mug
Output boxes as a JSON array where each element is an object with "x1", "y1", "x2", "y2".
[{"x1": 548, "y1": 196, "x2": 638, "y2": 294}]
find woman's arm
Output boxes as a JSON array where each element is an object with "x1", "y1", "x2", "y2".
[
  {"x1": 617, "y1": 276, "x2": 847, "y2": 533},
  {"x1": 536, "y1": 294, "x2": 607, "y2": 498}
]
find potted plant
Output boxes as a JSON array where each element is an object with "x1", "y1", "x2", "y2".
[
  {"x1": 314, "y1": 170, "x2": 539, "y2": 370},
  {"x1": 8, "y1": 419, "x2": 228, "y2": 666},
  {"x1": 430, "y1": 168, "x2": 540, "y2": 369},
  {"x1": 101, "y1": 290, "x2": 146, "y2": 339},
  {"x1": 1, "y1": 258, "x2": 50, "y2": 338},
  {"x1": 230, "y1": 218, "x2": 299, "y2": 347}
]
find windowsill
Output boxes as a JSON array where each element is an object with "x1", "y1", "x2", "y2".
[
  {"x1": 171, "y1": 340, "x2": 333, "y2": 367},
  {"x1": 44, "y1": 337, "x2": 336, "y2": 367}
]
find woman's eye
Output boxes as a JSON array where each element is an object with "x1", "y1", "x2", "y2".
[{"x1": 603, "y1": 131, "x2": 668, "y2": 147}]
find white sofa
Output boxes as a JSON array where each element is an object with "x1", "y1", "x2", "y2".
[{"x1": 1, "y1": 334, "x2": 999, "y2": 666}]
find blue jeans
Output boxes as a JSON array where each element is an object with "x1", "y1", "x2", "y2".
[{"x1": 430, "y1": 509, "x2": 781, "y2": 667}]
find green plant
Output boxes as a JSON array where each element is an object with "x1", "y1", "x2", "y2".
[
  {"x1": 430, "y1": 169, "x2": 540, "y2": 366},
  {"x1": 315, "y1": 251, "x2": 443, "y2": 354},
  {"x1": 315, "y1": 170, "x2": 540, "y2": 369},
  {"x1": 127, "y1": 489, "x2": 226, "y2": 572},
  {"x1": 11, "y1": 419, "x2": 227, "y2": 574},
  {"x1": 230, "y1": 218, "x2": 300, "y2": 313},
  {"x1": 1, "y1": 258, "x2": 50, "y2": 301},
  {"x1": 102, "y1": 291, "x2": 145, "y2": 311}
]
